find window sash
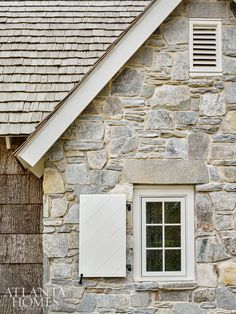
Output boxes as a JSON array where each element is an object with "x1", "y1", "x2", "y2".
[
  {"x1": 141, "y1": 197, "x2": 186, "y2": 277},
  {"x1": 133, "y1": 185, "x2": 195, "y2": 282}
]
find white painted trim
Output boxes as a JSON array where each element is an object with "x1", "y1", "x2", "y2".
[
  {"x1": 5, "y1": 136, "x2": 11, "y2": 150},
  {"x1": 133, "y1": 185, "x2": 195, "y2": 282},
  {"x1": 189, "y1": 18, "x2": 222, "y2": 76},
  {"x1": 16, "y1": 0, "x2": 182, "y2": 173},
  {"x1": 141, "y1": 197, "x2": 186, "y2": 277},
  {"x1": 79, "y1": 194, "x2": 126, "y2": 277},
  {"x1": 17, "y1": 156, "x2": 44, "y2": 178}
]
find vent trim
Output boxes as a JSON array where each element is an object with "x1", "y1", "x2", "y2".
[{"x1": 189, "y1": 19, "x2": 222, "y2": 75}]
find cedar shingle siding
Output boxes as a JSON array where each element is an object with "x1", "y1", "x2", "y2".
[{"x1": 0, "y1": 0, "x2": 151, "y2": 135}]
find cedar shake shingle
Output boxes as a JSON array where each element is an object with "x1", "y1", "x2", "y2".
[{"x1": 0, "y1": 0, "x2": 151, "y2": 134}]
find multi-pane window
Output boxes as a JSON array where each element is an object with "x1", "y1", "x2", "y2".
[
  {"x1": 134, "y1": 186, "x2": 194, "y2": 281},
  {"x1": 141, "y1": 198, "x2": 185, "y2": 276}
]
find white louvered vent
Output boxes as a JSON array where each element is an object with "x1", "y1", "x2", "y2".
[{"x1": 190, "y1": 20, "x2": 222, "y2": 75}]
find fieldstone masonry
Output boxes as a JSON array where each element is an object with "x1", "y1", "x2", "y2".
[{"x1": 42, "y1": 0, "x2": 236, "y2": 312}]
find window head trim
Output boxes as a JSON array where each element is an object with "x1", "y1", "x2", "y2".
[
  {"x1": 133, "y1": 185, "x2": 195, "y2": 282},
  {"x1": 189, "y1": 18, "x2": 222, "y2": 76}
]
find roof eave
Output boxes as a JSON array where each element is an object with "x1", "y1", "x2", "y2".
[{"x1": 15, "y1": 0, "x2": 182, "y2": 177}]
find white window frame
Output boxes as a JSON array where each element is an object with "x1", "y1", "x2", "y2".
[
  {"x1": 189, "y1": 19, "x2": 222, "y2": 76},
  {"x1": 133, "y1": 185, "x2": 195, "y2": 281}
]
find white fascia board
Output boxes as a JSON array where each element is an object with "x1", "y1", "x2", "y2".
[
  {"x1": 16, "y1": 0, "x2": 182, "y2": 169},
  {"x1": 17, "y1": 156, "x2": 44, "y2": 178}
]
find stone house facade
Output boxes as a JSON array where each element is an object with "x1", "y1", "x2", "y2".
[
  {"x1": 1, "y1": 0, "x2": 236, "y2": 313},
  {"x1": 38, "y1": 1, "x2": 236, "y2": 313}
]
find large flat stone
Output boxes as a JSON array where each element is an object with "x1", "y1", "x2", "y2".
[
  {"x1": 173, "y1": 303, "x2": 206, "y2": 314},
  {"x1": 130, "y1": 47, "x2": 153, "y2": 66},
  {"x1": 51, "y1": 262, "x2": 72, "y2": 280},
  {"x1": 171, "y1": 52, "x2": 189, "y2": 81},
  {"x1": 188, "y1": 132, "x2": 210, "y2": 160},
  {"x1": 77, "y1": 294, "x2": 96, "y2": 312},
  {"x1": 112, "y1": 68, "x2": 143, "y2": 96},
  {"x1": 148, "y1": 85, "x2": 190, "y2": 110},
  {"x1": 51, "y1": 198, "x2": 68, "y2": 218},
  {"x1": 199, "y1": 94, "x2": 226, "y2": 117},
  {"x1": 43, "y1": 234, "x2": 68, "y2": 258},
  {"x1": 163, "y1": 18, "x2": 188, "y2": 45},
  {"x1": 187, "y1": 2, "x2": 230, "y2": 18},
  {"x1": 65, "y1": 163, "x2": 90, "y2": 185},
  {"x1": 225, "y1": 82, "x2": 236, "y2": 104},
  {"x1": 122, "y1": 160, "x2": 209, "y2": 184},
  {"x1": 195, "y1": 194, "x2": 213, "y2": 231},
  {"x1": 223, "y1": 29, "x2": 236, "y2": 53},
  {"x1": 217, "y1": 261, "x2": 236, "y2": 286},
  {"x1": 97, "y1": 294, "x2": 128, "y2": 310},
  {"x1": 130, "y1": 293, "x2": 150, "y2": 307},
  {"x1": 43, "y1": 168, "x2": 65, "y2": 194},
  {"x1": 196, "y1": 235, "x2": 230, "y2": 263},
  {"x1": 147, "y1": 110, "x2": 173, "y2": 130},
  {"x1": 222, "y1": 112, "x2": 236, "y2": 133},
  {"x1": 197, "y1": 264, "x2": 217, "y2": 287},
  {"x1": 216, "y1": 287, "x2": 236, "y2": 310}
]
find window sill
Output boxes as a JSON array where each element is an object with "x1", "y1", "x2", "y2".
[
  {"x1": 134, "y1": 280, "x2": 198, "y2": 292},
  {"x1": 190, "y1": 71, "x2": 222, "y2": 77}
]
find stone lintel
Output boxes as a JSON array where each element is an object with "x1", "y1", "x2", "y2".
[{"x1": 122, "y1": 159, "x2": 209, "y2": 184}]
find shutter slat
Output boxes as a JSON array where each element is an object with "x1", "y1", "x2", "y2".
[{"x1": 79, "y1": 194, "x2": 126, "y2": 277}]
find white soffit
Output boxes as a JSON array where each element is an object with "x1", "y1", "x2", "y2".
[
  {"x1": 15, "y1": 0, "x2": 182, "y2": 175},
  {"x1": 79, "y1": 194, "x2": 126, "y2": 277}
]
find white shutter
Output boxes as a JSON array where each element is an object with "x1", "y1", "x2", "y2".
[
  {"x1": 190, "y1": 19, "x2": 222, "y2": 75},
  {"x1": 79, "y1": 194, "x2": 126, "y2": 277}
]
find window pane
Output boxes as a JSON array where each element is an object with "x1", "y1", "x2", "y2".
[
  {"x1": 146, "y1": 202, "x2": 162, "y2": 224},
  {"x1": 147, "y1": 250, "x2": 162, "y2": 271},
  {"x1": 165, "y1": 250, "x2": 181, "y2": 271},
  {"x1": 165, "y1": 202, "x2": 181, "y2": 223},
  {"x1": 146, "y1": 226, "x2": 162, "y2": 247},
  {"x1": 165, "y1": 226, "x2": 181, "y2": 247}
]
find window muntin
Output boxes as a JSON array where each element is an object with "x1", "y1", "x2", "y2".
[
  {"x1": 133, "y1": 186, "x2": 194, "y2": 281},
  {"x1": 141, "y1": 198, "x2": 185, "y2": 277},
  {"x1": 189, "y1": 19, "x2": 222, "y2": 75}
]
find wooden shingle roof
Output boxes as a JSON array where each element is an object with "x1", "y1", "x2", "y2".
[{"x1": 0, "y1": 0, "x2": 152, "y2": 135}]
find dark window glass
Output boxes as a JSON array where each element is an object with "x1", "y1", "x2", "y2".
[
  {"x1": 165, "y1": 202, "x2": 181, "y2": 223},
  {"x1": 165, "y1": 250, "x2": 181, "y2": 271},
  {"x1": 146, "y1": 226, "x2": 162, "y2": 248},
  {"x1": 146, "y1": 250, "x2": 162, "y2": 271},
  {"x1": 165, "y1": 226, "x2": 181, "y2": 247},
  {"x1": 146, "y1": 202, "x2": 162, "y2": 224}
]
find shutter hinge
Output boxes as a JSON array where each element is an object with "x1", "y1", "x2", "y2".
[
  {"x1": 126, "y1": 203, "x2": 132, "y2": 211},
  {"x1": 79, "y1": 273, "x2": 84, "y2": 285},
  {"x1": 126, "y1": 264, "x2": 132, "y2": 272}
]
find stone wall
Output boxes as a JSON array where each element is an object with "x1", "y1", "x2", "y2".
[{"x1": 42, "y1": 0, "x2": 236, "y2": 312}]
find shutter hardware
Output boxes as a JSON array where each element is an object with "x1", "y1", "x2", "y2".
[
  {"x1": 79, "y1": 273, "x2": 84, "y2": 285},
  {"x1": 127, "y1": 203, "x2": 132, "y2": 211},
  {"x1": 127, "y1": 264, "x2": 132, "y2": 271}
]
